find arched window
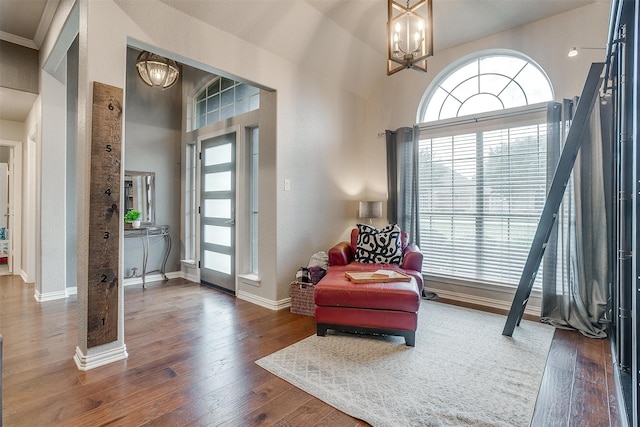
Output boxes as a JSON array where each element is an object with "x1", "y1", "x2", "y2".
[
  {"x1": 414, "y1": 51, "x2": 555, "y2": 289},
  {"x1": 419, "y1": 51, "x2": 553, "y2": 123}
]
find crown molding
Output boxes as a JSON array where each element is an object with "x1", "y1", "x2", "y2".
[
  {"x1": 0, "y1": 31, "x2": 38, "y2": 50},
  {"x1": 34, "y1": 0, "x2": 60, "y2": 49}
]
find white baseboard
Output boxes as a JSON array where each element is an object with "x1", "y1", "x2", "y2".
[
  {"x1": 41, "y1": 271, "x2": 234, "y2": 295},
  {"x1": 122, "y1": 273, "x2": 168, "y2": 287},
  {"x1": 34, "y1": 288, "x2": 69, "y2": 302},
  {"x1": 66, "y1": 272, "x2": 187, "y2": 295},
  {"x1": 20, "y1": 269, "x2": 30, "y2": 283},
  {"x1": 236, "y1": 286, "x2": 534, "y2": 317},
  {"x1": 425, "y1": 287, "x2": 541, "y2": 317},
  {"x1": 237, "y1": 290, "x2": 291, "y2": 311},
  {"x1": 73, "y1": 344, "x2": 128, "y2": 371},
  {"x1": 165, "y1": 271, "x2": 182, "y2": 280},
  {"x1": 182, "y1": 271, "x2": 199, "y2": 283},
  {"x1": 30, "y1": 272, "x2": 537, "y2": 319}
]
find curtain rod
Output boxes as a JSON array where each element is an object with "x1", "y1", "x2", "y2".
[
  {"x1": 418, "y1": 103, "x2": 549, "y2": 132},
  {"x1": 379, "y1": 103, "x2": 550, "y2": 138}
]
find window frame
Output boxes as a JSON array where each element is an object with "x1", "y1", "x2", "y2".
[
  {"x1": 417, "y1": 49, "x2": 554, "y2": 123},
  {"x1": 184, "y1": 142, "x2": 198, "y2": 263},
  {"x1": 248, "y1": 126, "x2": 259, "y2": 275}
]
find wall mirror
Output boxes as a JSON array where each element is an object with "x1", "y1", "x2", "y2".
[{"x1": 124, "y1": 171, "x2": 155, "y2": 224}]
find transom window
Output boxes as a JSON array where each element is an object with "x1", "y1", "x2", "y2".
[
  {"x1": 416, "y1": 52, "x2": 554, "y2": 289},
  {"x1": 193, "y1": 77, "x2": 260, "y2": 130},
  {"x1": 420, "y1": 52, "x2": 553, "y2": 122}
]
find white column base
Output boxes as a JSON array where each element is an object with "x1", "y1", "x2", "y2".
[{"x1": 73, "y1": 344, "x2": 128, "y2": 371}]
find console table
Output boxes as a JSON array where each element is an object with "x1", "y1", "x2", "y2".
[{"x1": 124, "y1": 224, "x2": 171, "y2": 288}]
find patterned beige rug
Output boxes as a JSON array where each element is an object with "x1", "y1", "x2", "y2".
[{"x1": 256, "y1": 300, "x2": 554, "y2": 427}]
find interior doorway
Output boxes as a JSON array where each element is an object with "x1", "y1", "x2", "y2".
[{"x1": 0, "y1": 141, "x2": 21, "y2": 276}]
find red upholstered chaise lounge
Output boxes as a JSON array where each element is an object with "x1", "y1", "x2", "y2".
[{"x1": 314, "y1": 227, "x2": 423, "y2": 346}]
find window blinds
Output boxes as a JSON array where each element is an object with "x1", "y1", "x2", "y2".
[{"x1": 418, "y1": 103, "x2": 550, "y2": 288}]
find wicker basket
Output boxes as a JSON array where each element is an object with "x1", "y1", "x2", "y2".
[{"x1": 290, "y1": 281, "x2": 315, "y2": 316}]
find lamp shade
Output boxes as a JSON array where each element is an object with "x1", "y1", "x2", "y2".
[
  {"x1": 136, "y1": 51, "x2": 180, "y2": 89},
  {"x1": 359, "y1": 201, "x2": 383, "y2": 219}
]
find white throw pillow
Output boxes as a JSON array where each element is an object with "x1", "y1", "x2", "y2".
[{"x1": 354, "y1": 223, "x2": 403, "y2": 264}]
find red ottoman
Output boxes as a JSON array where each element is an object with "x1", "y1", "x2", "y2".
[{"x1": 314, "y1": 266, "x2": 421, "y2": 346}]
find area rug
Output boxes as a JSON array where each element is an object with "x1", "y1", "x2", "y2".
[{"x1": 256, "y1": 301, "x2": 555, "y2": 427}]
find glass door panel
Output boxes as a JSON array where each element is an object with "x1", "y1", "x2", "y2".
[{"x1": 204, "y1": 199, "x2": 231, "y2": 219}]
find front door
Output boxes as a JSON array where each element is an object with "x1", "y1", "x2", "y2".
[{"x1": 200, "y1": 132, "x2": 236, "y2": 293}]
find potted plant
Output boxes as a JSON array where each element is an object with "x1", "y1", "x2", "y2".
[{"x1": 125, "y1": 209, "x2": 142, "y2": 228}]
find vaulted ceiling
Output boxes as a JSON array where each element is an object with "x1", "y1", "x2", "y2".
[
  {"x1": 0, "y1": 0, "x2": 605, "y2": 121},
  {"x1": 160, "y1": 0, "x2": 601, "y2": 57}
]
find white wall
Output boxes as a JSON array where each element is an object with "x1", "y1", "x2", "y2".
[
  {"x1": 0, "y1": 120, "x2": 24, "y2": 141},
  {"x1": 23, "y1": 100, "x2": 39, "y2": 283},
  {"x1": 38, "y1": 67, "x2": 68, "y2": 299}
]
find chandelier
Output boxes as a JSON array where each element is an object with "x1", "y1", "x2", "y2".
[
  {"x1": 135, "y1": 51, "x2": 180, "y2": 89},
  {"x1": 387, "y1": 0, "x2": 433, "y2": 75}
]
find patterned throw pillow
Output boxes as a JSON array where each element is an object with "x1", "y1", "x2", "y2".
[{"x1": 354, "y1": 223, "x2": 403, "y2": 264}]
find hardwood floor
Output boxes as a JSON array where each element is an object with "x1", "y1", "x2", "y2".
[{"x1": 0, "y1": 275, "x2": 623, "y2": 426}]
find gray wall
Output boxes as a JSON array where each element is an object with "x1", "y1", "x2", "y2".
[
  {"x1": 0, "y1": 40, "x2": 38, "y2": 93},
  {"x1": 0, "y1": 146, "x2": 10, "y2": 163},
  {"x1": 124, "y1": 47, "x2": 182, "y2": 276}
]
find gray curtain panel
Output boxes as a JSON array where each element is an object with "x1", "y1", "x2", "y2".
[
  {"x1": 385, "y1": 126, "x2": 420, "y2": 246},
  {"x1": 541, "y1": 96, "x2": 613, "y2": 338}
]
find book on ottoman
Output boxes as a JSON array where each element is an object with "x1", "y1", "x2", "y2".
[{"x1": 345, "y1": 270, "x2": 411, "y2": 283}]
